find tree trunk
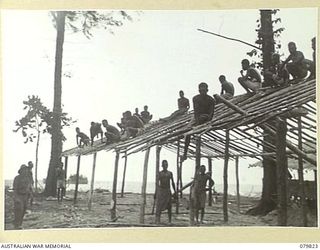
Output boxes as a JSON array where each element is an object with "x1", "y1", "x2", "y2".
[
  {"x1": 44, "y1": 11, "x2": 66, "y2": 197},
  {"x1": 246, "y1": 10, "x2": 277, "y2": 216},
  {"x1": 35, "y1": 129, "x2": 40, "y2": 192}
]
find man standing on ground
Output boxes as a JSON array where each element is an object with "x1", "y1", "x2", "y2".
[
  {"x1": 155, "y1": 160, "x2": 176, "y2": 224},
  {"x1": 56, "y1": 162, "x2": 66, "y2": 202}
]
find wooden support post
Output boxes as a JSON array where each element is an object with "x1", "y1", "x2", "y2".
[
  {"x1": 120, "y1": 152, "x2": 128, "y2": 198},
  {"x1": 176, "y1": 140, "x2": 180, "y2": 214},
  {"x1": 223, "y1": 130, "x2": 230, "y2": 222},
  {"x1": 297, "y1": 116, "x2": 308, "y2": 226},
  {"x1": 189, "y1": 135, "x2": 201, "y2": 225},
  {"x1": 64, "y1": 156, "x2": 68, "y2": 184},
  {"x1": 276, "y1": 119, "x2": 288, "y2": 226},
  {"x1": 235, "y1": 156, "x2": 240, "y2": 213},
  {"x1": 208, "y1": 158, "x2": 213, "y2": 206},
  {"x1": 88, "y1": 153, "x2": 97, "y2": 211},
  {"x1": 152, "y1": 145, "x2": 162, "y2": 215},
  {"x1": 74, "y1": 155, "x2": 81, "y2": 205},
  {"x1": 111, "y1": 151, "x2": 120, "y2": 220},
  {"x1": 314, "y1": 170, "x2": 318, "y2": 222},
  {"x1": 140, "y1": 148, "x2": 151, "y2": 224},
  {"x1": 179, "y1": 150, "x2": 183, "y2": 198}
]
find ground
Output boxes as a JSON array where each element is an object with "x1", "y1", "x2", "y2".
[{"x1": 4, "y1": 190, "x2": 317, "y2": 230}]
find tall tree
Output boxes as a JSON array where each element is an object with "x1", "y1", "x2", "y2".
[{"x1": 44, "y1": 11, "x2": 132, "y2": 197}]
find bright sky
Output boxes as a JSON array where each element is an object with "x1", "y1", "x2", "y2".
[{"x1": 1, "y1": 8, "x2": 317, "y2": 193}]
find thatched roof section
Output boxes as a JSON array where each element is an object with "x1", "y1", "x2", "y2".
[{"x1": 62, "y1": 79, "x2": 316, "y2": 163}]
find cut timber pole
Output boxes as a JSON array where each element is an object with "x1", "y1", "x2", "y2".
[
  {"x1": 214, "y1": 94, "x2": 316, "y2": 166},
  {"x1": 235, "y1": 156, "x2": 240, "y2": 213},
  {"x1": 73, "y1": 155, "x2": 81, "y2": 205},
  {"x1": 120, "y1": 152, "x2": 128, "y2": 198},
  {"x1": 208, "y1": 158, "x2": 213, "y2": 206},
  {"x1": 140, "y1": 148, "x2": 151, "y2": 224},
  {"x1": 223, "y1": 130, "x2": 230, "y2": 222},
  {"x1": 189, "y1": 135, "x2": 201, "y2": 225},
  {"x1": 111, "y1": 151, "x2": 120, "y2": 220},
  {"x1": 64, "y1": 156, "x2": 68, "y2": 186},
  {"x1": 88, "y1": 153, "x2": 97, "y2": 211},
  {"x1": 152, "y1": 145, "x2": 162, "y2": 215},
  {"x1": 176, "y1": 140, "x2": 180, "y2": 214},
  {"x1": 297, "y1": 116, "x2": 308, "y2": 226},
  {"x1": 276, "y1": 119, "x2": 288, "y2": 226}
]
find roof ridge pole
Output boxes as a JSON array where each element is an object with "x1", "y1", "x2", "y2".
[
  {"x1": 223, "y1": 130, "x2": 230, "y2": 222},
  {"x1": 111, "y1": 150, "x2": 120, "y2": 221},
  {"x1": 276, "y1": 118, "x2": 288, "y2": 226},
  {"x1": 235, "y1": 156, "x2": 240, "y2": 213},
  {"x1": 297, "y1": 116, "x2": 308, "y2": 226},
  {"x1": 140, "y1": 147, "x2": 151, "y2": 224},
  {"x1": 88, "y1": 152, "x2": 97, "y2": 210},
  {"x1": 120, "y1": 151, "x2": 128, "y2": 198},
  {"x1": 73, "y1": 155, "x2": 81, "y2": 205}
]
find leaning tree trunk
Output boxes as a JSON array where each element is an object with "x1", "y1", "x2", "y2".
[
  {"x1": 35, "y1": 128, "x2": 40, "y2": 192},
  {"x1": 247, "y1": 10, "x2": 277, "y2": 216},
  {"x1": 44, "y1": 11, "x2": 66, "y2": 197}
]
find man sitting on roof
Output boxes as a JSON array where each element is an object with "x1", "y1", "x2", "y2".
[
  {"x1": 140, "y1": 105, "x2": 153, "y2": 124},
  {"x1": 264, "y1": 53, "x2": 289, "y2": 87},
  {"x1": 76, "y1": 127, "x2": 90, "y2": 147},
  {"x1": 181, "y1": 82, "x2": 215, "y2": 161},
  {"x1": 217, "y1": 75, "x2": 234, "y2": 101},
  {"x1": 122, "y1": 111, "x2": 145, "y2": 139},
  {"x1": 281, "y1": 42, "x2": 314, "y2": 81},
  {"x1": 102, "y1": 119, "x2": 121, "y2": 144},
  {"x1": 238, "y1": 59, "x2": 262, "y2": 93},
  {"x1": 161, "y1": 90, "x2": 190, "y2": 121}
]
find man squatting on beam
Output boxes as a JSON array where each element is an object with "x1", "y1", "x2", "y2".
[
  {"x1": 238, "y1": 59, "x2": 262, "y2": 94},
  {"x1": 161, "y1": 90, "x2": 190, "y2": 121}
]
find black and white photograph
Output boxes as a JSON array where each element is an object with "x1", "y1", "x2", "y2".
[{"x1": 2, "y1": 7, "x2": 318, "y2": 233}]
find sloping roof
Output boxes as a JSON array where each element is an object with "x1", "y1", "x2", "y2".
[{"x1": 62, "y1": 79, "x2": 316, "y2": 163}]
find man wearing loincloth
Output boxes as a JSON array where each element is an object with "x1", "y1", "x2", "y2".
[
  {"x1": 238, "y1": 59, "x2": 262, "y2": 93},
  {"x1": 155, "y1": 160, "x2": 176, "y2": 224},
  {"x1": 191, "y1": 165, "x2": 214, "y2": 224}
]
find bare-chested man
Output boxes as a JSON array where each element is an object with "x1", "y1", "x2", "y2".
[
  {"x1": 75, "y1": 127, "x2": 90, "y2": 147},
  {"x1": 218, "y1": 75, "x2": 234, "y2": 100},
  {"x1": 140, "y1": 105, "x2": 153, "y2": 124},
  {"x1": 264, "y1": 53, "x2": 289, "y2": 87},
  {"x1": 282, "y1": 42, "x2": 314, "y2": 80},
  {"x1": 162, "y1": 90, "x2": 190, "y2": 121},
  {"x1": 56, "y1": 162, "x2": 66, "y2": 203},
  {"x1": 181, "y1": 82, "x2": 215, "y2": 161},
  {"x1": 102, "y1": 119, "x2": 120, "y2": 144},
  {"x1": 191, "y1": 165, "x2": 214, "y2": 224},
  {"x1": 155, "y1": 160, "x2": 176, "y2": 224},
  {"x1": 238, "y1": 59, "x2": 262, "y2": 93}
]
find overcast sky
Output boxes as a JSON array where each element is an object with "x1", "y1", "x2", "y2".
[{"x1": 1, "y1": 8, "x2": 317, "y2": 193}]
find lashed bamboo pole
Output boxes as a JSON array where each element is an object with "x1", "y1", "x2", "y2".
[
  {"x1": 73, "y1": 155, "x2": 81, "y2": 205},
  {"x1": 208, "y1": 158, "x2": 213, "y2": 206},
  {"x1": 120, "y1": 152, "x2": 128, "y2": 198},
  {"x1": 140, "y1": 148, "x2": 151, "y2": 224},
  {"x1": 276, "y1": 119, "x2": 288, "y2": 226},
  {"x1": 235, "y1": 156, "x2": 240, "y2": 213},
  {"x1": 223, "y1": 130, "x2": 230, "y2": 222},
  {"x1": 111, "y1": 151, "x2": 120, "y2": 220},
  {"x1": 88, "y1": 152, "x2": 97, "y2": 210},
  {"x1": 298, "y1": 116, "x2": 308, "y2": 226}
]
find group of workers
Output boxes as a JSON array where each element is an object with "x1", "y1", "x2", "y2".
[{"x1": 12, "y1": 39, "x2": 316, "y2": 228}]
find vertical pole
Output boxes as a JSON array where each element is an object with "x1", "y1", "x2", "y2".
[
  {"x1": 190, "y1": 135, "x2": 201, "y2": 226},
  {"x1": 297, "y1": 116, "x2": 308, "y2": 226},
  {"x1": 88, "y1": 153, "x2": 97, "y2": 210},
  {"x1": 140, "y1": 148, "x2": 151, "y2": 224},
  {"x1": 314, "y1": 170, "x2": 318, "y2": 222},
  {"x1": 111, "y1": 151, "x2": 120, "y2": 220},
  {"x1": 73, "y1": 155, "x2": 81, "y2": 205},
  {"x1": 208, "y1": 157, "x2": 213, "y2": 206},
  {"x1": 235, "y1": 156, "x2": 240, "y2": 213},
  {"x1": 64, "y1": 156, "x2": 68, "y2": 185},
  {"x1": 276, "y1": 119, "x2": 288, "y2": 226},
  {"x1": 223, "y1": 130, "x2": 230, "y2": 222},
  {"x1": 179, "y1": 151, "x2": 183, "y2": 198},
  {"x1": 176, "y1": 140, "x2": 180, "y2": 214},
  {"x1": 120, "y1": 152, "x2": 128, "y2": 198},
  {"x1": 152, "y1": 145, "x2": 161, "y2": 215}
]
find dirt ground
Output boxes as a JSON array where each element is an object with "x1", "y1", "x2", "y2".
[{"x1": 4, "y1": 190, "x2": 318, "y2": 230}]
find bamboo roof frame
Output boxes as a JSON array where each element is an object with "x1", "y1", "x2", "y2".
[{"x1": 62, "y1": 79, "x2": 316, "y2": 168}]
